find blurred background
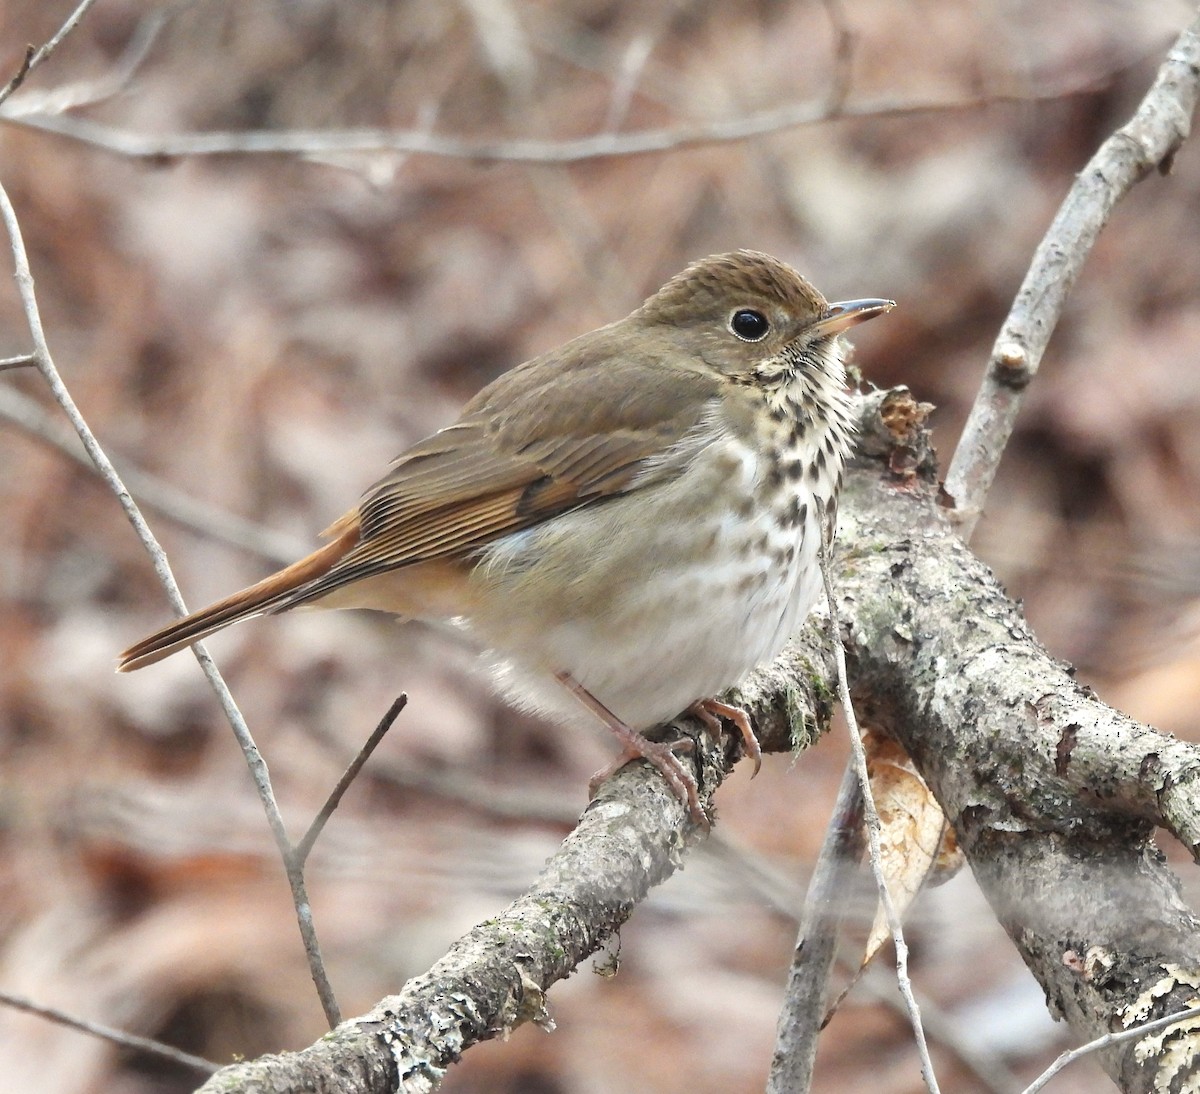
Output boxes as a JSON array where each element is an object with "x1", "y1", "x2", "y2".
[{"x1": 0, "y1": 1, "x2": 1198, "y2": 1091}]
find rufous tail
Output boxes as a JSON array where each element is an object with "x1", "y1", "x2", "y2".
[{"x1": 117, "y1": 519, "x2": 360, "y2": 672}]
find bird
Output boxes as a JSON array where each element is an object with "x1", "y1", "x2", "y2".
[{"x1": 119, "y1": 250, "x2": 892, "y2": 826}]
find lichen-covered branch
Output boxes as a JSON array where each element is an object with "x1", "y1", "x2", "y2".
[
  {"x1": 198, "y1": 651, "x2": 835, "y2": 1093},
  {"x1": 841, "y1": 393, "x2": 1200, "y2": 1094}
]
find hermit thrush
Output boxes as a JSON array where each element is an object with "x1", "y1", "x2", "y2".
[{"x1": 119, "y1": 251, "x2": 892, "y2": 825}]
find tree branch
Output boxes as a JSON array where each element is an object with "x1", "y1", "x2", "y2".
[
  {"x1": 198, "y1": 633, "x2": 837, "y2": 1093},
  {"x1": 767, "y1": 764, "x2": 864, "y2": 1093},
  {"x1": 4, "y1": 72, "x2": 1132, "y2": 166},
  {"x1": 943, "y1": 7, "x2": 1200, "y2": 536},
  {"x1": 843, "y1": 392, "x2": 1200, "y2": 1093}
]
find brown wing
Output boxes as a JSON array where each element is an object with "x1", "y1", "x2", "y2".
[
  {"x1": 275, "y1": 344, "x2": 721, "y2": 609},
  {"x1": 118, "y1": 333, "x2": 720, "y2": 671}
]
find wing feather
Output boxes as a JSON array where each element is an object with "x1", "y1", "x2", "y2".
[{"x1": 274, "y1": 347, "x2": 723, "y2": 610}]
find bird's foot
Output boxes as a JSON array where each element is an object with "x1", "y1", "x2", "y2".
[
  {"x1": 688, "y1": 698, "x2": 761, "y2": 777},
  {"x1": 556, "y1": 671, "x2": 708, "y2": 828},
  {"x1": 586, "y1": 735, "x2": 704, "y2": 827}
]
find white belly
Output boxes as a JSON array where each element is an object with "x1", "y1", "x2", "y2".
[{"x1": 465, "y1": 439, "x2": 824, "y2": 730}]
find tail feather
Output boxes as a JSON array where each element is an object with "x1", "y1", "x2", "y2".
[{"x1": 117, "y1": 519, "x2": 360, "y2": 672}]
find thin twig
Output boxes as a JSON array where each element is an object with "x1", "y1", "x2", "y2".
[
  {"x1": 943, "y1": 8, "x2": 1200, "y2": 538},
  {"x1": 3, "y1": 6, "x2": 173, "y2": 119},
  {"x1": 0, "y1": 383, "x2": 303, "y2": 565},
  {"x1": 0, "y1": 0, "x2": 101, "y2": 108},
  {"x1": 819, "y1": 536, "x2": 942, "y2": 1094},
  {"x1": 0, "y1": 181, "x2": 341, "y2": 1028},
  {"x1": 852, "y1": 968, "x2": 1022, "y2": 1094},
  {"x1": 819, "y1": 0, "x2": 857, "y2": 112},
  {"x1": 295, "y1": 695, "x2": 407, "y2": 867},
  {"x1": 459, "y1": 0, "x2": 632, "y2": 318},
  {"x1": 767, "y1": 763, "x2": 865, "y2": 1093},
  {"x1": 0, "y1": 352, "x2": 35, "y2": 370},
  {"x1": 6, "y1": 72, "x2": 1131, "y2": 165},
  {"x1": 602, "y1": 31, "x2": 657, "y2": 132},
  {"x1": 1022, "y1": 1003, "x2": 1200, "y2": 1093},
  {"x1": 0, "y1": 989, "x2": 220, "y2": 1075},
  {"x1": 281, "y1": 852, "x2": 340, "y2": 1027},
  {"x1": 722, "y1": 817, "x2": 1017, "y2": 1094}
]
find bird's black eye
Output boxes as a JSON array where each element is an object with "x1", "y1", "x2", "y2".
[{"x1": 730, "y1": 309, "x2": 770, "y2": 341}]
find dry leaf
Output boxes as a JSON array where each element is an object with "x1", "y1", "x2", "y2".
[{"x1": 861, "y1": 731, "x2": 963, "y2": 970}]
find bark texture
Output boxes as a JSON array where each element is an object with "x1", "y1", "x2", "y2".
[{"x1": 844, "y1": 390, "x2": 1200, "y2": 1093}]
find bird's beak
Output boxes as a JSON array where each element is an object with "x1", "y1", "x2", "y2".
[{"x1": 810, "y1": 298, "x2": 895, "y2": 339}]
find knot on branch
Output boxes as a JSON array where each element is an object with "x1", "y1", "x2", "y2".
[{"x1": 851, "y1": 386, "x2": 937, "y2": 483}]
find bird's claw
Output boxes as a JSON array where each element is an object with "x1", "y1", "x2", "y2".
[{"x1": 688, "y1": 698, "x2": 762, "y2": 777}]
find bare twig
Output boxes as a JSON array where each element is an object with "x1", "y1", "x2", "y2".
[
  {"x1": 819, "y1": 0, "x2": 857, "y2": 112},
  {"x1": 819, "y1": 536, "x2": 941, "y2": 1094},
  {"x1": 1022, "y1": 1004, "x2": 1200, "y2": 1094},
  {"x1": 0, "y1": 182, "x2": 340, "y2": 1028},
  {"x1": 3, "y1": 6, "x2": 172, "y2": 119},
  {"x1": 0, "y1": 0, "x2": 101, "y2": 108},
  {"x1": 718, "y1": 819, "x2": 1016, "y2": 1094},
  {"x1": 0, "y1": 989, "x2": 219, "y2": 1075},
  {"x1": 767, "y1": 763, "x2": 864, "y2": 1094},
  {"x1": 6, "y1": 74, "x2": 1131, "y2": 165},
  {"x1": 944, "y1": 8, "x2": 1200, "y2": 538},
  {"x1": 295, "y1": 695, "x2": 408, "y2": 867},
  {"x1": 282, "y1": 853, "x2": 340, "y2": 1026},
  {"x1": 0, "y1": 383, "x2": 304, "y2": 565},
  {"x1": 0, "y1": 352, "x2": 35, "y2": 370},
  {"x1": 602, "y1": 31, "x2": 658, "y2": 132}
]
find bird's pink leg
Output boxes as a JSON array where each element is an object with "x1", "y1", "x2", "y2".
[{"x1": 556, "y1": 672, "x2": 707, "y2": 828}]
